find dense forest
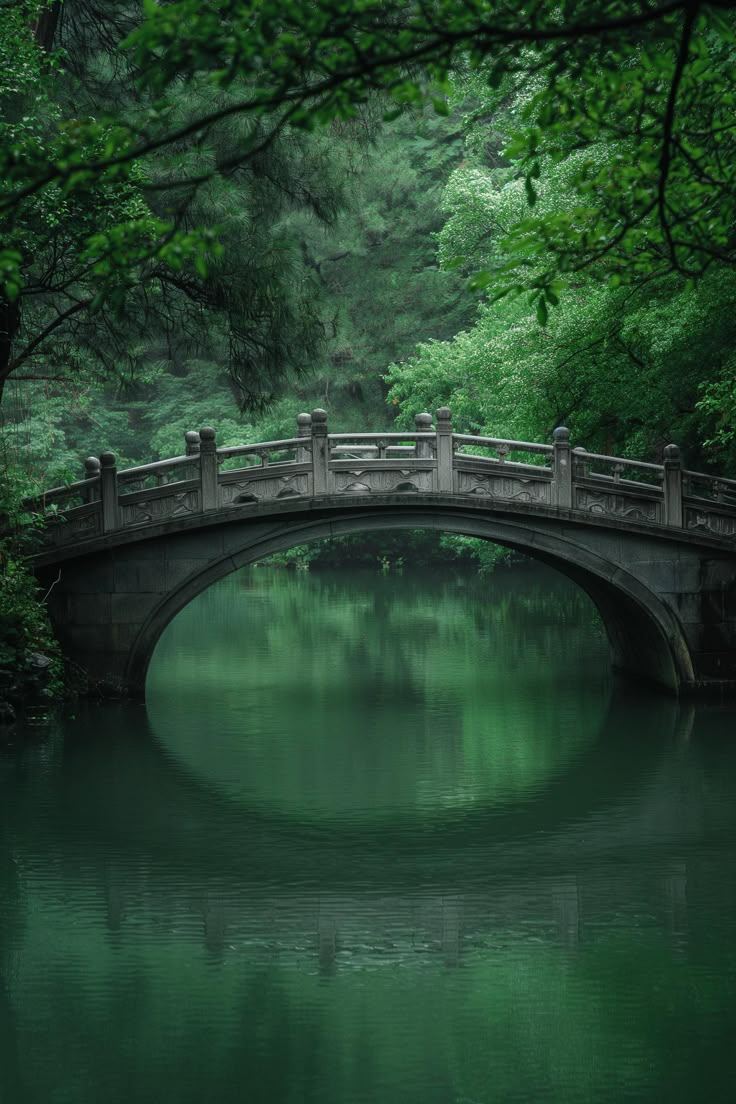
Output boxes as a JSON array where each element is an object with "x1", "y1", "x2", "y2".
[{"x1": 2, "y1": 0, "x2": 736, "y2": 700}]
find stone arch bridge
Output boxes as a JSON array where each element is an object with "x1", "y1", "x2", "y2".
[{"x1": 28, "y1": 408, "x2": 736, "y2": 698}]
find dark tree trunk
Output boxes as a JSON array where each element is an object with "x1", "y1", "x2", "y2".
[
  {"x1": 0, "y1": 298, "x2": 21, "y2": 405},
  {"x1": 32, "y1": 0, "x2": 62, "y2": 52}
]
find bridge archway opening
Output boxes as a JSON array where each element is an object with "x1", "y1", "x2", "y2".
[{"x1": 131, "y1": 512, "x2": 688, "y2": 699}]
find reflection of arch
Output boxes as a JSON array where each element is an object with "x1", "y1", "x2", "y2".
[
  {"x1": 34, "y1": 687, "x2": 690, "y2": 891},
  {"x1": 127, "y1": 510, "x2": 692, "y2": 697}
]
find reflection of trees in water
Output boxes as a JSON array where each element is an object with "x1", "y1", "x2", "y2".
[
  {"x1": 233, "y1": 564, "x2": 606, "y2": 690},
  {"x1": 3, "y1": 695, "x2": 736, "y2": 1102},
  {"x1": 5, "y1": 861, "x2": 736, "y2": 1104},
  {"x1": 147, "y1": 564, "x2": 610, "y2": 817},
  {"x1": 4, "y1": 570, "x2": 735, "y2": 1103},
  {"x1": 1, "y1": 691, "x2": 701, "y2": 920},
  {"x1": 211, "y1": 562, "x2": 604, "y2": 674}
]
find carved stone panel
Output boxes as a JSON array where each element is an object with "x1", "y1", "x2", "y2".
[
  {"x1": 121, "y1": 489, "x2": 201, "y2": 528},
  {"x1": 43, "y1": 507, "x2": 102, "y2": 546},
  {"x1": 221, "y1": 471, "x2": 309, "y2": 506},
  {"x1": 65, "y1": 510, "x2": 103, "y2": 540},
  {"x1": 685, "y1": 507, "x2": 736, "y2": 539},
  {"x1": 455, "y1": 470, "x2": 551, "y2": 504},
  {"x1": 332, "y1": 468, "x2": 434, "y2": 495},
  {"x1": 574, "y1": 487, "x2": 660, "y2": 523}
]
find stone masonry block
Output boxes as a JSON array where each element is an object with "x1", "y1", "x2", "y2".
[
  {"x1": 162, "y1": 530, "x2": 226, "y2": 559},
  {"x1": 669, "y1": 593, "x2": 702, "y2": 623},
  {"x1": 671, "y1": 591, "x2": 732, "y2": 626},
  {"x1": 630, "y1": 560, "x2": 701, "y2": 593},
  {"x1": 687, "y1": 622, "x2": 736, "y2": 652},
  {"x1": 110, "y1": 622, "x2": 142, "y2": 649},
  {"x1": 702, "y1": 559, "x2": 736, "y2": 588},
  {"x1": 58, "y1": 557, "x2": 116, "y2": 594},
  {"x1": 112, "y1": 561, "x2": 167, "y2": 593},
  {"x1": 164, "y1": 558, "x2": 214, "y2": 589},
  {"x1": 67, "y1": 592, "x2": 112, "y2": 626},
  {"x1": 692, "y1": 651, "x2": 736, "y2": 678},
  {"x1": 111, "y1": 592, "x2": 158, "y2": 624}
]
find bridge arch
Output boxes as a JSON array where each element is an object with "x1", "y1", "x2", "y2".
[{"x1": 126, "y1": 508, "x2": 693, "y2": 697}]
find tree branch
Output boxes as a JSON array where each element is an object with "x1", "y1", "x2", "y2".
[
  {"x1": 0, "y1": 0, "x2": 691, "y2": 215},
  {"x1": 658, "y1": 1, "x2": 700, "y2": 265},
  {"x1": 7, "y1": 298, "x2": 94, "y2": 377}
]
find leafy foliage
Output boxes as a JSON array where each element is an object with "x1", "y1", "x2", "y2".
[
  {"x1": 5, "y1": 0, "x2": 736, "y2": 311},
  {"x1": 5, "y1": 106, "x2": 475, "y2": 478},
  {"x1": 387, "y1": 45, "x2": 736, "y2": 474},
  {"x1": 0, "y1": 464, "x2": 63, "y2": 704},
  {"x1": 0, "y1": 2, "x2": 360, "y2": 410}
]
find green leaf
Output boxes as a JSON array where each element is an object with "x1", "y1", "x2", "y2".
[
  {"x1": 468, "y1": 270, "x2": 492, "y2": 291},
  {"x1": 536, "y1": 298, "x2": 548, "y2": 326}
]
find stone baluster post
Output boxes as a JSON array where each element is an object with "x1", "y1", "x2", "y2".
[
  {"x1": 415, "y1": 412, "x2": 433, "y2": 459},
  {"x1": 184, "y1": 430, "x2": 201, "y2": 456},
  {"x1": 296, "y1": 412, "x2": 312, "y2": 464},
  {"x1": 99, "y1": 452, "x2": 120, "y2": 532},
  {"x1": 311, "y1": 408, "x2": 330, "y2": 495},
  {"x1": 572, "y1": 446, "x2": 588, "y2": 481},
  {"x1": 83, "y1": 456, "x2": 101, "y2": 503},
  {"x1": 199, "y1": 426, "x2": 219, "y2": 512},
  {"x1": 553, "y1": 426, "x2": 572, "y2": 509},
  {"x1": 435, "y1": 407, "x2": 454, "y2": 493},
  {"x1": 663, "y1": 444, "x2": 683, "y2": 528}
]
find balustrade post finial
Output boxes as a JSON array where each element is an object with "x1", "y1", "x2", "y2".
[
  {"x1": 83, "y1": 456, "x2": 101, "y2": 504},
  {"x1": 184, "y1": 430, "x2": 201, "y2": 457},
  {"x1": 552, "y1": 426, "x2": 572, "y2": 509},
  {"x1": 198, "y1": 426, "x2": 219, "y2": 512},
  {"x1": 415, "y1": 412, "x2": 433, "y2": 460},
  {"x1": 435, "y1": 407, "x2": 454, "y2": 493},
  {"x1": 663, "y1": 443, "x2": 683, "y2": 528},
  {"x1": 310, "y1": 408, "x2": 330, "y2": 495},
  {"x1": 296, "y1": 412, "x2": 312, "y2": 464},
  {"x1": 99, "y1": 451, "x2": 119, "y2": 532}
]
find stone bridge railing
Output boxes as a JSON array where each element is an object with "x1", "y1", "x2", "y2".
[{"x1": 26, "y1": 408, "x2": 736, "y2": 551}]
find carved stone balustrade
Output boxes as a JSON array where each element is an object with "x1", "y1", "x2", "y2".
[{"x1": 22, "y1": 410, "x2": 736, "y2": 549}]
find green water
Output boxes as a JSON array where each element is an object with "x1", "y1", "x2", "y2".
[{"x1": 2, "y1": 563, "x2": 736, "y2": 1103}]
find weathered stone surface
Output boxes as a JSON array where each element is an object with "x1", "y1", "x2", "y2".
[
  {"x1": 28, "y1": 411, "x2": 736, "y2": 698},
  {"x1": 110, "y1": 593, "x2": 159, "y2": 624}
]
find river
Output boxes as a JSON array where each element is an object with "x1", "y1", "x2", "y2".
[{"x1": 1, "y1": 562, "x2": 736, "y2": 1103}]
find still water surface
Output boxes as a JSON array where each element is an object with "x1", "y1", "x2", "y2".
[{"x1": 2, "y1": 563, "x2": 736, "y2": 1103}]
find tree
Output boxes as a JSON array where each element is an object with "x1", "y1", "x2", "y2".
[
  {"x1": 6, "y1": 101, "x2": 478, "y2": 480},
  {"x1": 5, "y1": 1, "x2": 736, "y2": 303},
  {"x1": 5, "y1": 1, "x2": 736, "y2": 456},
  {"x1": 0, "y1": 1, "x2": 379, "y2": 414},
  {"x1": 386, "y1": 66, "x2": 736, "y2": 471}
]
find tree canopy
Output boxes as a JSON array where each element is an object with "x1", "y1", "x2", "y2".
[
  {"x1": 3, "y1": 0, "x2": 736, "y2": 466},
  {"x1": 4, "y1": 1, "x2": 736, "y2": 309}
]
